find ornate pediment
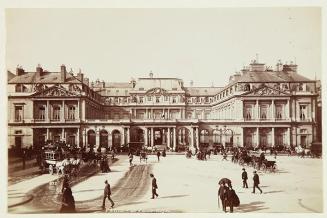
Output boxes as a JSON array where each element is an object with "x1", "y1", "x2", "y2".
[
  {"x1": 242, "y1": 85, "x2": 289, "y2": 96},
  {"x1": 146, "y1": 87, "x2": 168, "y2": 95},
  {"x1": 32, "y1": 85, "x2": 79, "y2": 97}
]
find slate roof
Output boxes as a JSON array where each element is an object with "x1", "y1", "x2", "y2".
[
  {"x1": 8, "y1": 72, "x2": 82, "y2": 84},
  {"x1": 234, "y1": 71, "x2": 312, "y2": 83},
  {"x1": 184, "y1": 87, "x2": 223, "y2": 96}
]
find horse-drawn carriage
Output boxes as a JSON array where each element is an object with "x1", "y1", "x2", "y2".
[
  {"x1": 140, "y1": 150, "x2": 148, "y2": 163},
  {"x1": 41, "y1": 145, "x2": 82, "y2": 176}
]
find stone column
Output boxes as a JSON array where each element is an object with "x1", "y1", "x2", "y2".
[
  {"x1": 272, "y1": 127, "x2": 275, "y2": 147},
  {"x1": 81, "y1": 100, "x2": 86, "y2": 121},
  {"x1": 151, "y1": 127, "x2": 154, "y2": 147},
  {"x1": 126, "y1": 128, "x2": 130, "y2": 144},
  {"x1": 62, "y1": 128, "x2": 65, "y2": 141},
  {"x1": 46, "y1": 100, "x2": 50, "y2": 121},
  {"x1": 286, "y1": 127, "x2": 290, "y2": 147},
  {"x1": 144, "y1": 128, "x2": 148, "y2": 146},
  {"x1": 77, "y1": 100, "x2": 80, "y2": 121},
  {"x1": 61, "y1": 100, "x2": 65, "y2": 121},
  {"x1": 240, "y1": 127, "x2": 244, "y2": 147},
  {"x1": 195, "y1": 127, "x2": 199, "y2": 149},
  {"x1": 173, "y1": 127, "x2": 177, "y2": 150},
  {"x1": 271, "y1": 100, "x2": 275, "y2": 120},
  {"x1": 96, "y1": 130, "x2": 100, "y2": 147},
  {"x1": 76, "y1": 128, "x2": 80, "y2": 147},
  {"x1": 255, "y1": 100, "x2": 258, "y2": 120},
  {"x1": 190, "y1": 127, "x2": 194, "y2": 147},
  {"x1": 46, "y1": 128, "x2": 49, "y2": 140},
  {"x1": 167, "y1": 128, "x2": 171, "y2": 148},
  {"x1": 256, "y1": 127, "x2": 260, "y2": 147}
]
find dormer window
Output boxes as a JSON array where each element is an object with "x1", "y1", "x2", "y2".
[{"x1": 15, "y1": 84, "x2": 27, "y2": 92}]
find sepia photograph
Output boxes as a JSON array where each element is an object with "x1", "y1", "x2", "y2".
[{"x1": 1, "y1": 1, "x2": 325, "y2": 216}]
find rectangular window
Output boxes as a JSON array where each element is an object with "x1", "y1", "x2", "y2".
[
  {"x1": 147, "y1": 96, "x2": 152, "y2": 101},
  {"x1": 172, "y1": 97, "x2": 176, "y2": 103},
  {"x1": 68, "y1": 106, "x2": 76, "y2": 120},
  {"x1": 39, "y1": 106, "x2": 45, "y2": 120},
  {"x1": 156, "y1": 97, "x2": 160, "y2": 103},
  {"x1": 300, "y1": 105, "x2": 307, "y2": 120},
  {"x1": 53, "y1": 106, "x2": 60, "y2": 120},
  {"x1": 139, "y1": 97, "x2": 144, "y2": 103},
  {"x1": 15, "y1": 106, "x2": 23, "y2": 121},
  {"x1": 244, "y1": 106, "x2": 252, "y2": 120},
  {"x1": 164, "y1": 96, "x2": 169, "y2": 101},
  {"x1": 275, "y1": 105, "x2": 283, "y2": 119},
  {"x1": 260, "y1": 105, "x2": 268, "y2": 120}
]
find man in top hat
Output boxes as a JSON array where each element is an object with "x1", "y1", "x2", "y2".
[
  {"x1": 252, "y1": 171, "x2": 263, "y2": 194},
  {"x1": 241, "y1": 168, "x2": 248, "y2": 188},
  {"x1": 150, "y1": 173, "x2": 159, "y2": 199}
]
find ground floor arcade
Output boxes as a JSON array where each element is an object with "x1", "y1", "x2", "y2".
[{"x1": 8, "y1": 123, "x2": 315, "y2": 150}]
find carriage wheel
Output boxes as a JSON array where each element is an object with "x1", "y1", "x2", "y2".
[{"x1": 49, "y1": 165, "x2": 54, "y2": 175}]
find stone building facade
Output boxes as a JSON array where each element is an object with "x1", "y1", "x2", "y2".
[{"x1": 7, "y1": 60, "x2": 319, "y2": 151}]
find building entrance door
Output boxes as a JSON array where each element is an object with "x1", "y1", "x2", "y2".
[
  {"x1": 154, "y1": 128, "x2": 163, "y2": 145},
  {"x1": 15, "y1": 136, "x2": 22, "y2": 149},
  {"x1": 301, "y1": 136, "x2": 307, "y2": 147}
]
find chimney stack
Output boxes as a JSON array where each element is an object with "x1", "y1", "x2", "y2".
[
  {"x1": 36, "y1": 64, "x2": 43, "y2": 78},
  {"x1": 283, "y1": 61, "x2": 297, "y2": 73},
  {"x1": 16, "y1": 66, "x2": 25, "y2": 76},
  {"x1": 60, "y1": 65, "x2": 67, "y2": 82},
  {"x1": 77, "y1": 68, "x2": 84, "y2": 82}
]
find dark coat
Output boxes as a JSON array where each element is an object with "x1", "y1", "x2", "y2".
[
  {"x1": 242, "y1": 171, "x2": 248, "y2": 180},
  {"x1": 253, "y1": 173, "x2": 260, "y2": 185},
  {"x1": 60, "y1": 187, "x2": 75, "y2": 213},
  {"x1": 218, "y1": 186, "x2": 228, "y2": 200},
  {"x1": 104, "y1": 183, "x2": 111, "y2": 196},
  {"x1": 152, "y1": 177, "x2": 158, "y2": 189}
]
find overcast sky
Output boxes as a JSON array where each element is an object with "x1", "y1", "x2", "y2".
[{"x1": 5, "y1": 8, "x2": 321, "y2": 87}]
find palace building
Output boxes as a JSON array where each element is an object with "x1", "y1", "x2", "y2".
[{"x1": 7, "y1": 60, "x2": 319, "y2": 151}]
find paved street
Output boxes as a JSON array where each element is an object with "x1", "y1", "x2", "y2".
[{"x1": 8, "y1": 154, "x2": 323, "y2": 213}]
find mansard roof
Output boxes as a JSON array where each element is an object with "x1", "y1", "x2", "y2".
[
  {"x1": 8, "y1": 72, "x2": 82, "y2": 84},
  {"x1": 184, "y1": 87, "x2": 223, "y2": 96},
  {"x1": 105, "y1": 82, "x2": 133, "y2": 88},
  {"x1": 234, "y1": 71, "x2": 312, "y2": 84}
]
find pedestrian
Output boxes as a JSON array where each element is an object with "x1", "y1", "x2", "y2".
[
  {"x1": 60, "y1": 183, "x2": 76, "y2": 213},
  {"x1": 62, "y1": 174, "x2": 70, "y2": 193},
  {"x1": 102, "y1": 180, "x2": 114, "y2": 210},
  {"x1": 222, "y1": 152, "x2": 227, "y2": 161},
  {"x1": 150, "y1": 173, "x2": 159, "y2": 199},
  {"x1": 22, "y1": 149, "x2": 26, "y2": 170},
  {"x1": 241, "y1": 168, "x2": 248, "y2": 188},
  {"x1": 128, "y1": 152, "x2": 133, "y2": 166},
  {"x1": 162, "y1": 149, "x2": 166, "y2": 157},
  {"x1": 252, "y1": 171, "x2": 263, "y2": 194},
  {"x1": 156, "y1": 151, "x2": 161, "y2": 162},
  {"x1": 218, "y1": 182, "x2": 228, "y2": 212},
  {"x1": 226, "y1": 186, "x2": 234, "y2": 213}
]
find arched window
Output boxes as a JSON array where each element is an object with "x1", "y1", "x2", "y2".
[
  {"x1": 213, "y1": 130, "x2": 221, "y2": 144},
  {"x1": 200, "y1": 129, "x2": 209, "y2": 144}
]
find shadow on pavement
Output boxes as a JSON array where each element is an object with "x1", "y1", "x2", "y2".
[
  {"x1": 236, "y1": 201, "x2": 269, "y2": 212},
  {"x1": 264, "y1": 190, "x2": 284, "y2": 194},
  {"x1": 159, "y1": 194, "x2": 189, "y2": 199}
]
